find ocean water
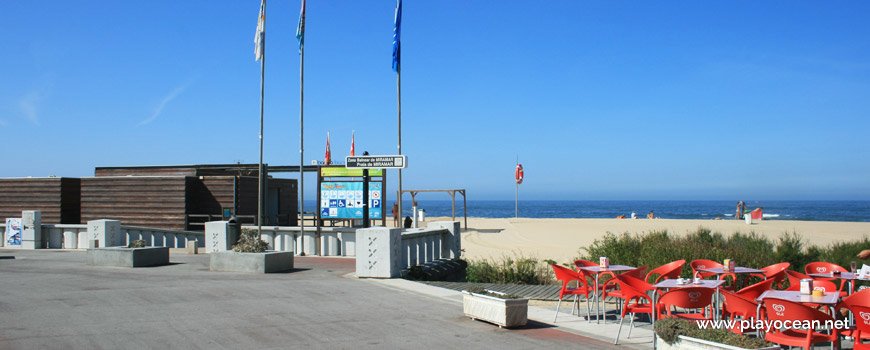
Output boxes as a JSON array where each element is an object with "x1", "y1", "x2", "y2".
[{"x1": 301, "y1": 200, "x2": 870, "y2": 223}]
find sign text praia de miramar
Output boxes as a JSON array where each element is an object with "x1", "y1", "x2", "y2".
[{"x1": 345, "y1": 155, "x2": 407, "y2": 169}]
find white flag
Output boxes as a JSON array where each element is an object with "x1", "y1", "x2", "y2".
[{"x1": 255, "y1": 0, "x2": 265, "y2": 61}]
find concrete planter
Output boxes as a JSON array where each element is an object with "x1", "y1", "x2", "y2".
[
  {"x1": 209, "y1": 251, "x2": 294, "y2": 273},
  {"x1": 656, "y1": 336, "x2": 778, "y2": 350},
  {"x1": 87, "y1": 246, "x2": 170, "y2": 267},
  {"x1": 462, "y1": 291, "x2": 528, "y2": 328}
]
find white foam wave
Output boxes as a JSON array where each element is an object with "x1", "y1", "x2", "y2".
[
  {"x1": 724, "y1": 213, "x2": 734, "y2": 217},
  {"x1": 762, "y1": 214, "x2": 780, "y2": 218}
]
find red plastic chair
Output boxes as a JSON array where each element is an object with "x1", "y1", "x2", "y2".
[
  {"x1": 645, "y1": 260, "x2": 686, "y2": 285},
  {"x1": 785, "y1": 269, "x2": 811, "y2": 290},
  {"x1": 658, "y1": 287, "x2": 716, "y2": 321},
  {"x1": 735, "y1": 278, "x2": 775, "y2": 301},
  {"x1": 720, "y1": 290, "x2": 763, "y2": 335},
  {"x1": 690, "y1": 259, "x2": 738, "y2": 286},
  {"x1": 552, "y1": 264, "x2": 593, "y2": 322},
  {"x1": 762, "y1": 298, "x2": 839, "y2": 349},
  {"x1": 611, "y1": 275, "x2": 658, "y2": 345},
  {"x1": 805, "y1": 262, "x2": 850, "y2": 294},
  {"x1": 603, "y1": 266, "x2": 648, "y2": 297},
  {"x1": 746, "y1": 262, "x2": 790, "y2": 289},
  {"x1": 602, "y1": 266, "x2": 648, "y2": 316},
  {"x1": 837, "y1": 289, "x2": 870, "y2": 350}
]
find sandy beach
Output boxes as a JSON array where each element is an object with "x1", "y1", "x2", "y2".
[{"x1": 425, "y1": 217, "x2": 870, "y2": 264}]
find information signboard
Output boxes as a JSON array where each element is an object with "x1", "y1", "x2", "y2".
[
  {"x1": 5, "y1": 218, "x2": 22, "y2": 246},
  {"x1": 319, "y1": 182, "x2": 383, "y2": 219},
  {"x1": 320, "y1": 168, "x2": 383, "y2": 177}
]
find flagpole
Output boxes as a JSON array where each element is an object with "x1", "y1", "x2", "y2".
[
  {"x1": 515, "y1": 156, "x2": 518, "y2": 218},
  {"x1": 257, "y1": 0, "x2": 266, "y2": 238},
  {"x1": 394, "y1": 0, "x2": 403, "y2": 227},
  {"x1": 299, "y1": 27, "x2": 305, "y2": 252},
  {"x1": 397, "y1": 65, "x2": 402, "y2": 226}
]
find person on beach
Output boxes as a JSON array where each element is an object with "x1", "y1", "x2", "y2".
[
  {"x1": 403, "y1": 216, "x2": 412, "y2": 228},
  {"x1": 392, "y1": 202, "x2": 399, "y2": 227},
  {"x1": 631, "y1": 211, "x2": 637, "y2": 219},
  {"x1": 647, "y1": 211, "x2": 655, "y2": 219},
  {"x1": 616, "y1": 215, "x2": 626, "y2": 219},
  {"x1": 858, "y1": 250, "x2": 870, "y2": 259}
]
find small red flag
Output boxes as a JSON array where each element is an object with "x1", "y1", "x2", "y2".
[
  {"x1": 350, "y1": 131, "x2": 355, "y2": 156},
  {"x1": 325, "y1": 131, "x2": 332, "y2": 165}
]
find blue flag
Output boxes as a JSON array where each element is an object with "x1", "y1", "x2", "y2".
[
  {"x1": 392, "y1": 0, "x2": 401, "y2": 72},
  {"x1": 296, "y1": 0, "x2": 305, "y2": 54}
]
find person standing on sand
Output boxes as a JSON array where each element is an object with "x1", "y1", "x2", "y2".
[{"x1": 392, "y1": 202, "x2": 399, "y2": 227}]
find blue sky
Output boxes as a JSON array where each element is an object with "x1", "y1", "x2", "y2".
[{"x1": 1, "y1": 1, "x2": 869, "y2": 201}]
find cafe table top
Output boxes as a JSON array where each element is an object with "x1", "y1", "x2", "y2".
[
  {"x1": 809, "y1": 272, "x2": 869, "y2": 281},
  {"x1": 654, "y1": 279, "x2": 727, "y2": 289},
  {"x1": 755, "y1": 290, "x2": 840, "y2": 305},
  {"x1": 578, "y1": 265, "x2": 636, "y2": 273},
  {"x1": 700, "y1": 267, "x2": 764, "y2": 274}
]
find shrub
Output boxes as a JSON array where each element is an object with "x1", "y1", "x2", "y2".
[
  {"x1": 466, "y1": 253, "x2": 555, "y2": 285},
  {"x1": 580, "y1": 228, "x2": 867, "y2": 283},
  {"x1": 654, "y1": 317, "x2": 770, "y2": 348},
  {"x1": 232, "y1": 228, "x2": 270, "y2": 253},
  {"x1": 127, "y1": 239, "x2": 146, "y2": 248}
]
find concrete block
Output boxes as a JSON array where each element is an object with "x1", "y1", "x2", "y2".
[
  {"x1": 88, "y1": 220, "x2": 123, "y2": 248},
  {"x1": 340, "y1": 231, "x2": 356, "y2": 257},
  {"x1": 205, "y1": 221, "x2": 238, "y2": 253},
  {"x1": 63, "y1": 230, "x2": 78, "y2": 249},
  {"x1": 296, "y1": 230, "x2": 317, "y2": 256},
  {"x1": 355, "y1": 227, "x2": 402, "y2": 278},
  {"x1": 21, "y1": 211, "x2": 42, "y2": 249},
  {"x1": 321, "y1": 231, "x2": 339, "y2": 256},
  {"x1": 187, "y1": 238, "x2": 198, "y2": 254},
  {"x1": 87, "y1": 247, "x2": 170, "y2": 267},
  {"x1": 209, "y1": 251, "x2": 294, "y2": 273}
]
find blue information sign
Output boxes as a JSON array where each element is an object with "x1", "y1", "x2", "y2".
[{"x1": 319, "y1": 182, "x2": 383, "y2": 219}]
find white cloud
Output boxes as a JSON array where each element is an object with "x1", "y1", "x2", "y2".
[
  {"x1": 137, "y1": 83, "x2": 189, "y2": 127},
  {"x1": 19, "y1": 92, "x2": 40, "y2": 124}
]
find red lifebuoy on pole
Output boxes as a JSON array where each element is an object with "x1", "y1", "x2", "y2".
[{"x1": 515, "y1": 164, "x2": 524, "y2": 184}]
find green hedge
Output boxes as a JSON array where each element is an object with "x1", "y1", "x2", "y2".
[
  {"x1": 654, "y1": 317, "x2": 770, "y2": 348},
  {"x1": 580, "y1": 229, "x2": 870, "y2": 282},
  {"x1": 464, "y1": 229, "x2": 870, "y2": 286},
  {"x1": 465, "y1": 254, "x2": 555, "y2": 285}
]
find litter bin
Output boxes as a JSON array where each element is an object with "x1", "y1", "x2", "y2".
[
  {"x1": 227, "y1": 216, "x2": 241, "y2": 245},
  {"x1": 418, "y1": 209, "x2": 426, "y2": 222}
]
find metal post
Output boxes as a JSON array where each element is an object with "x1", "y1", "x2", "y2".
[
  {"x1": 299, "y1": 31, "x2": 305, "y2": 253},
  {"x1": 397, "y1": 66, "x2": 403, "y2": 229},
  {"x1": 363, "y1": 169, "x2": 370, "y2": 228},
  {"x1": 257, "y1": 0, "x2": 266, "y2": 238}
]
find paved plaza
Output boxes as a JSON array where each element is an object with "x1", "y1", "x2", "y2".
[{"x1": 0, "y1": 250, "x2": 651, "y2": 349}]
